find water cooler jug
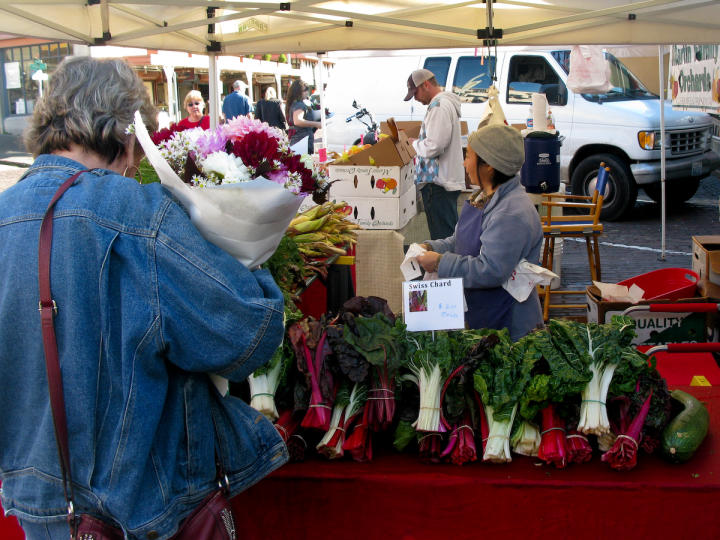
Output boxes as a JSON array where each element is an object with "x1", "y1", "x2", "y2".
[{"x1": 520, "y1": 131, "x2": 561, "y2": 194}]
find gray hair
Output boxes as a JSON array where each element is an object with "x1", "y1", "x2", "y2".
[
  {"x1": 24, "y1": 56, "x2": 157, "y2": 162},
  {"x1": 265, "y1": 86, "x2": 277, "y2": 100},
  {"x1": 232, "y1": 80, "x2": 247, "y2": 91}
]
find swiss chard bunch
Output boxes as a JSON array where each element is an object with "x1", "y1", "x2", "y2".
[
  {"x1": 473, "y1": 329, "x2": 540, "y2": 463},
  {"x1": 405, "y1": 331, "x2": 467, "y2": 433},
  {"x1": 288, "y1": 319, "x2": 335, "y2": 431},
  {"x1": 544, "y1": 316, "x2": 636, "y2": 436},
  {"x1": 343, "y1": 313, "x2": 408, "y2": 431},
  {"x1": 248, "y1": 343, "x2": 292, "y2": 421}
]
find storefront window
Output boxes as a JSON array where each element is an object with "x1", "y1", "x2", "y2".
[{"x1": 0, "y1": 40, "x2": 71, "y2": 118}]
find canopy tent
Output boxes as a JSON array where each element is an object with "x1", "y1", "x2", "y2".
[
  {"x1": 1, "y1": 0, "x2": 716, "y2": 257},
  {"x1": 0, "y1": 1, "x2": 718, "y2": 55}
]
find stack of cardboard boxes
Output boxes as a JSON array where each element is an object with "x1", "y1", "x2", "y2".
[{"x1": 327, "y1": 121, "x2": 417, "y2": 230}]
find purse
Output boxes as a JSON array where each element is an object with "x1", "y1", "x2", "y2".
[{"x1": 39, "y1": 170, "x2": 236, "y2": 540}]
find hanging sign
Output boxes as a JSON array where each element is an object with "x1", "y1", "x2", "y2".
[
  {"x1": 4, "y1": 62, "x2": 20, "y2": 89},
  {"x1": 29, "y1": 58, "x2": 47, "y2": 74},
  {"x1": 402, "y1": 278, "x2": 465, "y2": 332},
  {"x1": 669, "y1": 44, "x2": 720, "y2": 113}
]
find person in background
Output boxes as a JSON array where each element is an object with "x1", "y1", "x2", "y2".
[
  {"x1": 0, "y1": 56, "x2": 287, "y2": 539},
  {"x1": 222, "y1": 79, "x2": 251, "y2": 121},
  {"x1": 176, "y1": 89, "x2": 210, "y2": 130},
  {"x1": 285, "y1": 79, "x2": 321, "y2": 154},
  {"x1": 255, "y1": 86, "x2": 287, "y2": 131},
  {"x1": 404, "y1": 68, "x2": 465, "y2": 240},
  {"x1": 415, "y1": 123, "x2": 544, "y2": 341}
]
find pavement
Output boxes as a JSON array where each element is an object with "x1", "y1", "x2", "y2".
[{"x1": 0, "y1": 133, "x2": 31, "y2": 192}]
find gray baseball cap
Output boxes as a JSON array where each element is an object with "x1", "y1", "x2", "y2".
[{"x1": 404, "y1": 68, "x2": 435, "y2": 101}]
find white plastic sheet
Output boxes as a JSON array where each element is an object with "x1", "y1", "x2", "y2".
[{"x1": 134, "y1": 111, "x2": 304, "y2": 269}]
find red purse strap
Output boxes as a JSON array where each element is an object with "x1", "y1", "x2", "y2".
[{"x1": 38, "y1": 169, "x2": 88, "y2": 529}]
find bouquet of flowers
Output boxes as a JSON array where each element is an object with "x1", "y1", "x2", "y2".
[{"x1": 134, "y1": 112, "x2": 328, "y2": 268}]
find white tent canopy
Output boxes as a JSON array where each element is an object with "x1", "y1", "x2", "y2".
[{"x1": 0, "y1": 1, "x2": 718, "y2": 54}]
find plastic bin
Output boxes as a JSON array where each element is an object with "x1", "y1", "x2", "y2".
[{"x1": 617, "y1": 268, "x2": 699, "y2": 301}]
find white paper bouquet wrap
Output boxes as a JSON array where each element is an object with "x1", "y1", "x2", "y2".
[{"x1": 134, "y1": 111, "x2": 303, "y2": 268}]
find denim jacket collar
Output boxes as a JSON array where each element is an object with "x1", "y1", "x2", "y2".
[{"x1": 20, "y1": 153, "x2": 116, "y2": 182}]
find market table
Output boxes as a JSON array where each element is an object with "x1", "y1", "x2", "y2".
[
  {"x1": 2, "y1": 385, "x2": 718, "y2": 539},
  {"x1": 230, "y1": 384, "x2": 720, "y2": 540}
]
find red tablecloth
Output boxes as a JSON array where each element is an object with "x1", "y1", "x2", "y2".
[
  {"x1": 230, "y1": 385, "x2": 720, "y2": 540},
  {"x1": 3, "y1": 386, "x2": 718, "y2": 539}
]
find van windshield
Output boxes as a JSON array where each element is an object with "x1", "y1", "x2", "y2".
[{"x1": 554, "y1": 50, "x2": 657, "y2": 102}]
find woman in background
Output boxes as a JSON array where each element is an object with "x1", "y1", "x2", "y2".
[
  {"x1": 285, "y1": 79, "x2": 321, "y2": 153},
  {"x1": 255, "y1": 86, "x2": 287, "y2": 131},
  {"x1": 177, "y1": 89, "x2": 210, "y2": 130}
]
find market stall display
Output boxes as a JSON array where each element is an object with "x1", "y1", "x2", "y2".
[{"x1": 231, "y1": 294, "x2": 711, "y2": 473}]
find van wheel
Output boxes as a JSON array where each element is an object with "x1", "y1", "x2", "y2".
[
  {"x1": 643, "y1": 177, "x2": 701, "y2": 204},
  {"x1": 570, "y1": 154, "x2": 637, "y2": 221}
]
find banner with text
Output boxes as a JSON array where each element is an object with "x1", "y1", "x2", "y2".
[
  {"x1": 669, "y1": 44, "x2": 720, "y2": 113},
  {"x1": 403, "y1": 278, "x2": 465, "y2": 332}
]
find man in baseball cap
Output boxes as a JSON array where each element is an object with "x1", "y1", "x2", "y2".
[
  {"x1": 404, "y1": 68, "x2": 465, "y2": 239},
  {"x1": 404, "y1": 68, "x2": 436, "y2": 102}
]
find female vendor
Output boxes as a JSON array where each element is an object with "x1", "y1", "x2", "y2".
[{"x1": 416, "y1": 123, "x2": 544, "y2": 340}]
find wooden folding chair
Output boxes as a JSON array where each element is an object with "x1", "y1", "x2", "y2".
[{"x1": 539, "y1": 163, "x2": 609, "y2": 321}]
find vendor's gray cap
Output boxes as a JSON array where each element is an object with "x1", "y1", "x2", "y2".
[
  {"x1": 404, "y1": 68, "x2": 435, "y2": 101},
  {"x1": 467, "y1": 124, "x2": 525, "y2": 176}
]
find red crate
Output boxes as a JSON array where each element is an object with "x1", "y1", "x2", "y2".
[{"x1": 618, "y1": 268, "x2": 699, "y2": 301}]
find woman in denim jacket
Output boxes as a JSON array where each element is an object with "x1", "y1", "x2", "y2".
[{"x1": 0, "y1": 57, "x2": 287, "y2": 538}]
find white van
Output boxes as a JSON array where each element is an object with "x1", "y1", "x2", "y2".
[{"x1": 323, "y1": 48, "x2": 720, "y2": 220}]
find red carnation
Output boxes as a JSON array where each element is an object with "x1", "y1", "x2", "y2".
[{"x1": 231, "y1": 131, "x2": 280, "y2": 173}]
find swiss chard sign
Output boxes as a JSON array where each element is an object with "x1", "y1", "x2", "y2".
[{"x1": 669, "y1": 44, "x2": 720, "y2": 113}]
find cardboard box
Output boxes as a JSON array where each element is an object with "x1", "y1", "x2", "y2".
[
  {"x1": 698, "y1": 277, "x2": 720, "y2": 300},
  {"x1": 710, "y1": 251, "x2": 720, "y2": 287},
  {"x1": 380, "y1": 120, "x2": 469, "y2": 139},
  {"x1": 342, "y1": 129, "x2": 416, "y2": 167},
  {"x1": 327, "y1": 162, "x2": 414, "y2": 199},
  {"x1": 344, "y1": 185, "x2": 417, "y2": 230},
  {"x1": 692, "y1": 235, "x2": 720, "y2": 283},
  {"x1": 586, "y1": 285, "x2": 714, "y2": 345}
]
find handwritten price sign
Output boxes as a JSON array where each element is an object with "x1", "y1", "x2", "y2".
[{"x1": 403, "y1": 278, "x2": 465, "y2": 332}]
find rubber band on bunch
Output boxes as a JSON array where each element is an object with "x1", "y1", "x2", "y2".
[
  {"x1": 309, "y1": 404, "x2": 332, "y2": 409},
  {"x1": 417, "y1": 433, "x2": 442, "y2": 443},
  {"x1": 566, "y1": 433, "x2": 589, "y2": 443},
  {"x1": 616, "y1": 434, "x2": 638, "y2": 449},
  {"x1": 581, "y1": 399, "x2": 606, "y2": 405},
  {"x1": 251, "y1": 393, "x2": 275, "y2": 399},
  {"x1": 290, "y1": 434, "x2": 307, "y2": 448},
  {"x1": 367, "y1": 388, "x2": 395, "y2": 401},
  {"x1": 540, "y1": 426, "x2": 566, "y2": 436}
]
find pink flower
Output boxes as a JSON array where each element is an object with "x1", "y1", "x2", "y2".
[{"x1": 193, "y1": 128, "x2": 229, "y2": 160}]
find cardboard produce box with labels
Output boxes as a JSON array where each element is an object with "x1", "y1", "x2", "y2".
[{"x1": 328, "y1": 118, "x2": 418, "y2": 230}]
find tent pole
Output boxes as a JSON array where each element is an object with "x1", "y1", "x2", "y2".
[
  {"x1": 658, "y1": 44, "x2": 666, "y2": 261},
  {"x1": 208, "y1": 51, "x2": 220, "y2": 130},
  {"x1": 317, "y1": 52, "x2": 326, "y2": 157}
]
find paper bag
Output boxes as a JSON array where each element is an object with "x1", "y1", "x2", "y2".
[{"x1": 502, "y1": 260, "x2": 558, "y2": 302}]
